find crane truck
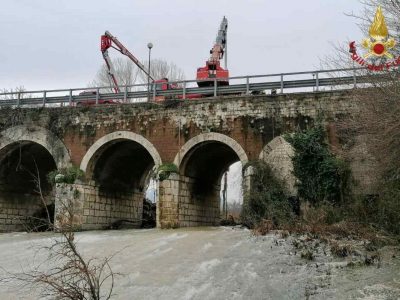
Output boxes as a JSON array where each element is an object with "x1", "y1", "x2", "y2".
[
  {"x1": 196, "y1": 16, "x2": 229, "y2": 87},
  {"x1": 100, "y1": 31, "x2": 202, "y2": 102},
  {"x1": 100, "y1": 17, "x2": 230, "y2": 101},
  {"x1": 77, "y1": 17, "x2": 230, "y2": 105}
]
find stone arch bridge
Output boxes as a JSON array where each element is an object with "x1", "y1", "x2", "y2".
[{"x1": 0, "y1": 91, "x2": 374, "y2": 231}]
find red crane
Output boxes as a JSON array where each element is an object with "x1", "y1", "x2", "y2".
[
  {"x1": 100, "y1": 30, "x2": 202, "y2": 102},
  {"x1": 196, "y1": 17, "x2": 229, "y2": 87}
]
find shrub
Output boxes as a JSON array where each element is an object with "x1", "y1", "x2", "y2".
[
  {"x1": 375, "y1": 174, "x2": 400, "y2": 235},
  {"x1": 47, "y1": 166, "x2": 84, "y2": 185},
  {"x1": 330, "y1": 241, "x2": 351, "y2": 258},
  {"x1": 301, "y1": 250, "x2": 314, "y2": 261},
  {"x1": 241, "y1": 161, "x2": 295, "y2": 228},
  {"x1": 158, "y1": 163, "x2": 179, "y2": 181},
  {"x1": 349, "y1": 174, "x2": 400, "y2": 235},
  {"x1": 285, "y1": 125, "x2": 350, "y2": 205}
]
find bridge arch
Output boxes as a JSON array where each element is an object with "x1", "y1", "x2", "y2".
[
  {"x1": 81, "y1": 131, "x2": 161, "y2": 174},
  {"x1": 0, "y1": 125, "x2": 70, "y2": 231},
  {"x1": 79, "y1": 131, "x2": 162, "y2": 229},
  {"x1": 173, "y1": 133, "x2": 248, "y2": 227},
  {"x1": 174, "y1": 132, "x2": 248, "y2": 168},
  {"x1": 0, "y1": 125, "x2": 70, "y2": 168},
  {"x1": 81, "y1": 131, "x2": 161, "y2": 190}
]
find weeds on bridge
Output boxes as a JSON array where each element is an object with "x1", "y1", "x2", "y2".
[
  {"x1": 157, "y1": 163, "x2": 179, "y2": 181},
  {"x1": 47, "y1": 165, "x2": 85, "y2": 185}
]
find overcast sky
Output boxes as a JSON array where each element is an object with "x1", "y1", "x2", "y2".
[{"x1": 0, "y1": 0, "x2": 364, "y2": 91}]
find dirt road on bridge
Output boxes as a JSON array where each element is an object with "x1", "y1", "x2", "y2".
[{"x1": 0, "y1": 227, "x2": 399, "y2": 299}]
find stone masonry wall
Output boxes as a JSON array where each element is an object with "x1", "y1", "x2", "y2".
[
  {"x1": 4, "y1": 91, "x2": 357, "y2": 166},
  {"x1": 0, "y1": 91, "x2": 375, "y2": 193},
  {"x1": 157, "y1": 174, "x2": 179, "y2": 228},
  {"x1": 178, "y1": 176, "x2": 220, "y2": 227},
  {"x1": 55, "y1": 183, "x2": 143, "y2": 230},
  {"x1": 346, "y1": 135, "x2": 379, "y2": 194},
  {"x1": 0, "y1": 91, "x2": 381, "y2": 230},
  {"x1": 157, "y1": 173, "x2": 220, "y2": 228},
  {"x1": 0, "y1": 191, "x2": 47, "y2": 232},
  {"x1": 260, "y1": 136, "x2": 297, "y2": 196}
]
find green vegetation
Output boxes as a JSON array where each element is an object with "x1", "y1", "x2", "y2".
[
  {"x1": 285, "y1": 125, "x2": 350, "y2": 205},
  {"x1": 243, "y1": 124, "x2": 399, "y2": 240},
  {"x1": 241, "y1": 161, "x2": 294, "y2": 229},
  {"x1": 377, "y1": 177, "x2": 400, "y2": 234},
  {"x1": 158, "y1": 163, "x2": 179, "y2": 181},
  {"x1": 47, "y1": 165, "x2": 84, "y2": 185},
  {"x1": 350, "y1": 176, "x2": 400, "y2": 235}
]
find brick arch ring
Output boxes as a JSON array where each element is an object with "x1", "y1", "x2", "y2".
[
  {"x1": 80, "y1": 131, "x2": 162, "y2": 173},
  {"x1": 0, "y1": 125, "x2": 71, "y2": 169},
  {"x1": 173, "y1": 132, "x2": 248, "y2": 169}
]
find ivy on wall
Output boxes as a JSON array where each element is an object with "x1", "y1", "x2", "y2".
[
  {"x1": 241, "y1": 161, "x2": 294, "y2": 228},
  {"x1": 285, "y1": 125, "x2": 350, "y2": 205}
]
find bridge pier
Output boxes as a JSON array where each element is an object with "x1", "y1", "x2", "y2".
[
  {"x1": 158, "y1": 173, "x2": 179, "y2": 228},
  {"x1": 157, "y1": 173, "x2": 222, "y2": 228},
  {"x1": 55, "y1": 183, "x2": 144, "y2": 230}
]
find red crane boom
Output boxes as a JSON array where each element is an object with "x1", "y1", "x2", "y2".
[{"x1": 100, "y1": 31, "x2": 155, "y2": 93}]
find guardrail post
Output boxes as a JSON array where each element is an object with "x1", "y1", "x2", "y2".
[
  {"x1": 69, "y1": 89, "x2": 72, "y2": 106},
  {"x1": 124, "y1": 86, "x2": 128, "y2": 103},
  {"x1": 183, "y1": 81, "x2": 186, "y2": 99},
  {"x1": 315, "y1": 72, "x2": 319, "y2": 92},
  {"x1": 42, "y1": 91, "x2": 47, "y2": 107},
  {"x1": 17, "y1": 92, "x2": 21, "y2": 107},
  {"x1": 214, "y1": 79, "x2": 217, "y2": 97},
  {"x1": 280, "y1": 74, "x2": 284, "y2": 94},
  {"x1": 96, "y1": 88, "x2": 99, "y2": 105},
  {"x1": 246, "y1": 77, "x2": 250, "y2": 94}
]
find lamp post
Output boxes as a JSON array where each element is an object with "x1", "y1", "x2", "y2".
[{"x1": 147, "y1": 42, "x2": 153, "y2": 102}]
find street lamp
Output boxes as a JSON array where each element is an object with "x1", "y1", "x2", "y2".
[{"x1": 147, "y1": 42, "x2": 153, "y2": 101}]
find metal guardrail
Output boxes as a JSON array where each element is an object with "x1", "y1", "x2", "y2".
[{"x1": 0, "y1": 68, "x2": 363, "y2": 107}]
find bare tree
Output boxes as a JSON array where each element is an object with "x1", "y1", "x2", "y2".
[
  {"x1": 138, "y1": 59, "x2": 185, "y2": 83},
  {"x1": 90, "y1": 57, "x2": 186, "y2": 93},
  {"x1": 1, "y1": 204, "x2": 117, "y2": 299},
  {"x1": 324, "y1": 1, "x2": 400, "y2": 179},
  {"x1": 89, "y1": 57, "x2": 140, "y2": 93},
  {"x1": 1, "y1": 168, "x2": 117, "y2": 299},
  {"x1": 314, "y1": 2, "x2": 400, "y2": 235},
  {"x1": 0, "y1": 86, "x2": 31, "y2": 101},
  {"x1": 23, "y1": 159, "x2": 54, "y2": 232},
  {"x1": 348, "y1": 1, "x2": 400, "y2": 40}
]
